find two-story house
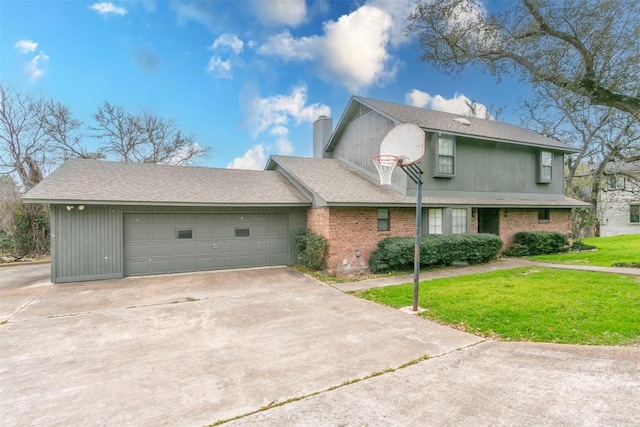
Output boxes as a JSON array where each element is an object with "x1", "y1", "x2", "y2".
[
  {"x1": 24, "y1": 96, "x2": 587, "y2": 283},
  {"x1": 267, "y1": 96, "x2": 587, "y2": 271},
  {"x1": 599, "y1": 160, "x2": 640, "y2": 236}
]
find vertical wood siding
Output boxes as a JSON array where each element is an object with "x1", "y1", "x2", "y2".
[{"x1": 51, "y1": 204, "x2": 306, "y2": 283}]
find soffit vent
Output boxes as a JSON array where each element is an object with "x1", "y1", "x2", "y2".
[{"x1": 350, "y1": 104, "x2": 373, "y2": 122}]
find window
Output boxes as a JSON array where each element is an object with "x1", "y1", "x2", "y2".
[
  {"x1": 235, "y1": 228, "x2": 250, "y2": 237},
  {"x1": 428, "y1": 208, "x2": 443, "y2": 234},
  {"x1": 538, "y1": 151, "x2": 553, "y2": 183},
  {"x1": 607, "y1": 174, "x2": 625, "y2": 190},
  {"x1": 176, "y1": 229, "x2": 192, "y2": 239},
  {"x1": 435, "y1": 135, "x2": 455, "y2": 176},
  {"x1": 377, "y1": 208, "x2": 390, "y2": 231},
  {"x1": 631, "y1": 204, "x2": 640, "y2": 223},
  {"x1": 538, "y1": 209, "x2": 550, "y2": 221},
  {"x1": 451, "y1": 208, "x2": 467, "y2": 234}
]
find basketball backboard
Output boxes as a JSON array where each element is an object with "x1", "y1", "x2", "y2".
[{"x1": 379, "y1": 123, "x2": 425, "y2": 165}]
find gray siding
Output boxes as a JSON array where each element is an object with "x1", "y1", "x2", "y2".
[
  {"x1": 50, "y1": 205, "x2": 306, "y2": 283},
  {"x1": 331, "y1": 110, "x2": 408, "y2": 188},
  {"x1": 330, "y1": 111, "x2": 566, "y2": 201},
  {"x1": 412, "y1": 135, "x2": 565, "y2": 199}
]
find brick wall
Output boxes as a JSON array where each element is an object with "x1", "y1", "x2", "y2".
[
  {"x1": 308, "y1": 206, "x2": 573, "y2": 272},
  {"x1": 307, "y1": 207, "x2": 415, "y2": 273},
  {"x1": 498, "y1": 208, "x2": 572, "y2": 247}
]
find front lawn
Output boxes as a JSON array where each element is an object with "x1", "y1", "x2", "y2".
[
  {"x1": 529, "y1": 234, "x2": 640, "y2": 266},
  {"x1": 357, "y1": 267, "x2": 640, "y2": 346}
]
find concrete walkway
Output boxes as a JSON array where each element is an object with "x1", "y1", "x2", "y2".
[{"x1": 335, "y1": 257, "x2": 640, "y2": 292}]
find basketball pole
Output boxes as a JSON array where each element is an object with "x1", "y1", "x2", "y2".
[{"x1": 400, "y1": 163, "x2": 424, "y2": 312}]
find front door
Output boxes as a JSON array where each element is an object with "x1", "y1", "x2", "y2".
[{"x1": 478, "y1": 208, "x2": 500, "y2": 236}]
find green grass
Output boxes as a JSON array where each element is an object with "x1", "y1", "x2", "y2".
[
  {"x1": 357, "y1": 267, "x2": 640, "y2": 346},
  {"x1": 528, "y1": 234, "x2": 640, "y2": 266}
]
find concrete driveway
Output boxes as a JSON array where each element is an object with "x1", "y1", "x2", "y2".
[
  {"x1": 1, "y1": 265, "x2": 480, "y2": 426},
  {"x1": 1, "y1": 265, "x2": 638, "y2": 426}
]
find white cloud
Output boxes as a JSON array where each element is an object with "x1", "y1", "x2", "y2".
[
  {"x1": 14, "y1": 40, "x2": 38, "y2": 54},
  {"x1": 257, "y1": 4, "x2": 398, "y2": 92},
  {"x1": 255, "y1": 0, "x2": 307, "y2": 27},
  {"x1": 369, "y1": 0, "x2": 421, "y2": 46},
  {"x1": 271, "y1": 125, "x2": 294, "y2": 155},
  {"x1": 89, "y1": 2, "x2": 128, "y2": 16},
  {"x1": 205, "y1": 56, "x2": 232, "y2": 78},
  {"x1": 257, "y1": 31, "x2": 318, "y2": 61},
  {"x1": 171, "y1": 1, "x2": 216, "y2": 30},
  {"x1": 227, "y1": 145, "x2": 266, "y2": 170},
  {"x1": 249, "y1": 84, "x2": 330, "y2": 139},
  {"x1": 406, "y1": 89, "x2": 492, "y2": 119},
  {"x1": 25, "y1": 52, "x2": 49, "y2": 81},
  {"x1": 210, "y1": 33, "x2": 244, "y2": 54}
]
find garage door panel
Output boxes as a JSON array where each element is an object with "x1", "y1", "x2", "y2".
[
  {"x1": 152, "y1": 259, "x2": 173, "y2": 273},
  {"x1": 126, "y1": 244, "x2": 151, "y2": 257},
  {"x1": 152, "y1": 214, "x2": 173, "y2": 224},
  {"x1": 127, "y1": 228, "x2": 152, "y2": 241},
  {"x1": 215, "y1": 256, "x2": 234, "y2": 269},
  {"x1": 253, "y1": 226, "x2": 268, "y2": 237},
  {"x1": 269, "y1": 226, "x2": 286, "y2": 237},
  {"x1": 124, "y1": 212, "x2": 290, "y2": 277},
  {"x1": 214, "y1": 227, "x2": 233, "y2": 238},
  {"x1": 269, "y1": 253, "x2": 285, "y2": 264},
  {"x1": 235, "y1": 240, "x2": 251, "y2": 253},
  {"x1": 174, "y1": 258, "x2": 195, "y2": 271},
  {"x1": 175, "y1": 243, "x2": 195, "y2": 256},
  {"x1": 125, "y1": 214, "x2": 151, "y2": 225},
  {"x1": 269, "y1": 240, "x2": 286, "y2": 251},
  {"x1": 153, "y1": 228, "x2": 174, "y2": 240},
  {"x1": 195, "y1": 227, "x2": 214, "y2": 239},
  {"x1": 152, "y1": 244, "x2": 172, "y2": 256}
]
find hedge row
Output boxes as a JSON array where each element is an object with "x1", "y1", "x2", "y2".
[
  {"x1": 503, "y1": 231, "x2": 569, "y2": 257},
  {"x1": 369, "y1": 233, "x2": 503, "y2": 273}
]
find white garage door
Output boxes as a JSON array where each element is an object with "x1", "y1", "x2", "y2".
[{"x1": 124, "y1": 212, "x2": 289, "y2": 276}]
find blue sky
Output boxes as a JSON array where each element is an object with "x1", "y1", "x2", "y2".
[{"x1": 1, "y1": 0, "x2": 531, "y2": 170}]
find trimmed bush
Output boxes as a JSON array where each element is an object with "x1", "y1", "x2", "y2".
[
  {"x1": 292, "y1": 228, "x2": 329, "y2": 270},
  {"x1": 571, "y1": 239, "x2": 597, "y2": 252},
  {"x1": 369, "y1": 233, "x2": 503, "y2": 273},
  {"x1": 505, "y1": 231, "x2": 569, "y2": 256}
]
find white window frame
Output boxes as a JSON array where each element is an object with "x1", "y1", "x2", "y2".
[
  {"x1": 630, "y1": 204, "x2": 640, "y2": 223},
  {"x1": 428, "y1": 208, "x2": 443, "y2": 234},
  {"x1": 538, "y1": 151, "x2": 553, "y2": 183},
  {"x1": 434, "y1": 134, "x2": 455, "y2": 177},
  {"x1": 451, "y1": 208, "x2": 468, "y2": 234}
]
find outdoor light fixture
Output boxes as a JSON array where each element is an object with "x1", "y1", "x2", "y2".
[
  {"x1": 66, "y1": 205, "x2": 74, "y2": 211},
  {"x1": 78, "y1": 205, "x2": 85, "y2": 211}
]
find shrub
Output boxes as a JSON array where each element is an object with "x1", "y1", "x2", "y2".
[
  {"x1": 505, "y1": 231, "x2": 569, "y2": 256},
  {"x1": 292, "y1": 229, "x2": 328, "y2": 270},
  {"x1": 369, "y1": 233, "x2": 503, "y2": 273},
  {"x1": 11, "y1": 202, "x2": 49, "y2": 257}
]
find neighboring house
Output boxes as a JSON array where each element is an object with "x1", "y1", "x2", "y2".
[
  {"x1": 24, "y1": 95, "x2": 587, "y2": 283},
  {"x1": 599, "y1": 160, "x2": 640, "y2": 236}
]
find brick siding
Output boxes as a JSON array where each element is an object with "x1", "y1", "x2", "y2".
[{"x1": 309, "y1": 206, "x2": 573, "y2": 273}]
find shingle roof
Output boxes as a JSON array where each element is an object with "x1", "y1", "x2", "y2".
[
  {"x1": 326, "y1": 96, "x2": 579, "y2": 153},
  {"x1": 23, "y1": 159, "x2": 311, "y2": 206},
  {"x1": 269, "y1": 156, "x2": 588, "y2": 208}
]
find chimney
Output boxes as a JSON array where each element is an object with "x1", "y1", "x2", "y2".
[{"x1": 313, "y1": 115, "x2": 333, "y2": 158}]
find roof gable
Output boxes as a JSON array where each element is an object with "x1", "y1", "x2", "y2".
[{"x1": 325, "y1": 96, "x2": 579, "y2": 153}]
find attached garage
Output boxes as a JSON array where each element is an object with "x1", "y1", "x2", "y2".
[
  {"x1": 124, "y1": 212, "x2": 290, "y2": 276},
  {"x1": 23, "y1": 159, "x2": 311, "y2": 283}
]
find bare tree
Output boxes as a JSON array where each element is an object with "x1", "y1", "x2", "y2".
[
  {"x1": 91, "y1": 102, "x2": 206, "y2": 165},
  {"x1": 0, "y1": 82, "x2": 96, "y2": 191},
  {"x1": 520, "y1": 83, "x2": 640, "y2": 234},
  {"x1": 407, "y1": 0, "x2": 640, "y2": 121}
]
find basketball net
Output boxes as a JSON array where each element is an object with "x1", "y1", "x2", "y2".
[{"x1": 372, "y1": 155, "x2": 400, "y2": 185}]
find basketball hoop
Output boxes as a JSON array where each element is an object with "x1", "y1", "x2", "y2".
[{"x1": 372, "y1": 154, "x2": 400, "y2": 185}]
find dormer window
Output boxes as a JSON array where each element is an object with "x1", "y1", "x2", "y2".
[
  {"x1": 434, "y1": 134, "x2": 455, "y2": 178},
  {"x1": 537, "y1": 151, "x2": 553, "y2": 183}
]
